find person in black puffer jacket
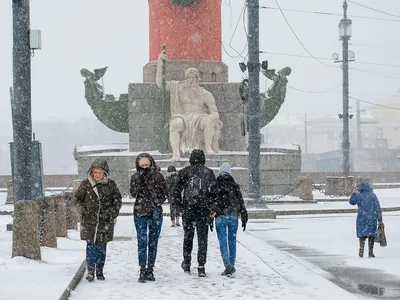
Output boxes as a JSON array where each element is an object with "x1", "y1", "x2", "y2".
[
  {"x1": 212, "y1": 162, "x2": 248, "y2": 277},
  {"x1": 130, "y1": 153, "x2": 167, "y2": 283},
  {"x1": 174, "y1": 149, "x2": 216, "y2": 277}
]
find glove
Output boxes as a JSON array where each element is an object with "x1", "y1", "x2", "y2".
[
  {"x1": 209, "y1": 223, "x2": 214, "y2": 232},
  {"x1": 240, "y1": 208, "x2": 249, "y2": 231},
  {"x1": 241, "y1": 209, "x2": 248, "y2": 232},
  {"x1": 242, "y1": 221, "x2": 247, "y2": 232}
]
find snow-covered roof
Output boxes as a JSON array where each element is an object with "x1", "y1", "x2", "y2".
[{"x1": 75, "y1": 143, "x2": 129, "y2": 153}]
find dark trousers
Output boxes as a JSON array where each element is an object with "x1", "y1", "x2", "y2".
[
  {"x1": 359, "y1": 236, "x2": 375, "y2": 250},
  {"x1": 170, "y1": 202, "x2": 180, "y2": 221},
  {"x1": 182, "y1": 211, "x2": 209, "y2": 267},
  {"x1": 86, "y1": 241, "x2": 107, "y2": 269},
  {"x1": 134, "y1": 208, "x2": 163, "y2": 268}
]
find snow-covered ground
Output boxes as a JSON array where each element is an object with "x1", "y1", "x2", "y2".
[
  {"x1": 0, "y1": 215, "x2": 85, "y2": 300},
  {"x1": 0, "y1": 190, "x2": 399, "y2": 299}
]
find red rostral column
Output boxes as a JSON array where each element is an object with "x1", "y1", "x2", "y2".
[
  {"x1": 145, "y1": 0, "x2": 227, "y2": 83},
  {"x1": 148, "y1": 0, "x2": 222, "y2": 61}
]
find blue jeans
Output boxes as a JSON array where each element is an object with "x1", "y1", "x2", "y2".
[
  {"x1": 215, "y1": 216, "x2": 239, "y2": 266},
  {"x1": 134, "y1": 208, "x2": 163, "y2": 268},
  {"x1": 86, "y1": 241, "x2": 107, "y2": 269}
]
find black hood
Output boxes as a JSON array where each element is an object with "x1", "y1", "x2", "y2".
[
  {"x1": 189, "y1": 149, "x2": 205, "y2": 166},
  {"x1": 135, "y1": 153, "x2": 157, "y2": 172},
  {"x1": 217, "y1": 172, "x2": 235, "y2": 184}
]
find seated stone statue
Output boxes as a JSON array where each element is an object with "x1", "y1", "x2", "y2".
[{"x1": 156, "y1": 50, "x2": 222, "y2": 161}]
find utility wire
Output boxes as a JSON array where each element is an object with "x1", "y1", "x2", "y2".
[
  {"x1": 260, "y1": 6, "x2": 400, "y2": 23},
  {"x1": 351, "y1": 92, "x2": 399, "y2": 98},
  {"x1": 347, "y1": 0, "x2": 400, "y2": 20},
  {"x1": 349, "y1": 96, "x2": 400, "y2": 111},
  {"x1": 350, "y1": 67, "x2": 400, "y2": 81},
  {"x1": 288, "y1": 84, "x2": 341, "y2": 94},
  {"x1": 261, "y1": 51, "x2": 400, "y2": 68},
  {"x1": 350, "y1": 43, "x2": 400, "y2": 52},
  {"x1": 225, "y1": 1, "x2": 248, "y2": 59},
  {"x1": 271, "y1": 0, "x2": 336, "y2": 68}
]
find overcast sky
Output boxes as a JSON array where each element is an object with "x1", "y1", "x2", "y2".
[{"x1": 0, "y1": 0, "x2": 400, "y2": 136}]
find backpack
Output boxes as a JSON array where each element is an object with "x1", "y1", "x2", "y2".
[{"x1": 184, "y1": 168, "x2": 208, "y2": 207}]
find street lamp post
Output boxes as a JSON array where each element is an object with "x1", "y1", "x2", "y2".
[
  {"x1": 12, "y1": 0, "x2": 32, "y2": 201},
  {"x1": 333, "y1": 1, "x2": 354, "y2": 176}
]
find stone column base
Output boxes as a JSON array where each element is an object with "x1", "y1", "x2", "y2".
[
  {"x1": 12, "y1": 200, "x2": 41, "y2": 260},
  {"x1": 300, "y1": 177, "x2": 313, "y2": 200},
  {"x1": 143, "y1": 60, "x2": 229, "y2": 83}
]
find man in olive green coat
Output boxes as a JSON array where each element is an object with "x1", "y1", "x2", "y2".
[{"x1": 75, "y1": 158, "x2": 122, "y2": 282}]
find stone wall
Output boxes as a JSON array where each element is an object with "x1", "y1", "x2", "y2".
[{"x1": 0, "y1": 175, "x2": 79, "y2": 189}]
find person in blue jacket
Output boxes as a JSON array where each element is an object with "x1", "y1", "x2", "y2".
[{"x1": 349, "y1": 181, "x2": 383, "y2": 258}]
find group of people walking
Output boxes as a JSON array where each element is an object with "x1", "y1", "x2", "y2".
[
  {"x1": 73, "y1": 147, "x2": 385, "y2": 284},
  {"x1": 74, "y1": 149, "x2": 248, "y2": 283}
]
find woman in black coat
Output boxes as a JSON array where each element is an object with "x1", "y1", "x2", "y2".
[{"x1": 130, "y1": 153, "x2": 167, "y2": 283}]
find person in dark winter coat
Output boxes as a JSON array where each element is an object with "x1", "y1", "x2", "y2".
[
  {"x1": 349, "y1": 181, "x2": 383, "y2": 258},
  {"x1": 212, "y1": 162, "x2": 248, "y2": 276},
  {"x1": 174, "y1": 149, "x2": 216, "y2": 277},
  {"x1": 130, "y1": 153, "x2": 167, "y2": 283},
  {"x1": 166, "y1": 165, "x2": 181, "y2": 227},
  {"x1": 75, "y1": 158, "x2": 122, "y2": 282}
]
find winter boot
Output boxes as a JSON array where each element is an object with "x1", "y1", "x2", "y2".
[
  {"x1": 359, "y1": 238, "x2": 365, "y2": 258},
  {"x1": 368, "y1": 237, "x2": 375, "y2": 258},
  {"x1": 176, "y1": 218, "x2": 181, "y2": 227},
  {"x1": 181, "y1": 261, "x2": 190, "y2": 274},
  {"x1": 96, "y1": 268, "x2": 105, "y2": 280},
  {"x1": 86, "y1": 267, "x2": 95, "y2": 282},
  {"x1": 221, "y1": 266, "x2": 231, "y2": 276},
  {"x1": 145, "y1": 267, "x2": 155, "y2": 281},
  {"x1": 138, "y1": 266, "x2": 147, "y2": 283},
  {"x1": 198, "y1": 266, "x2": 206, "y2": 277},
  {"x1": 229, "y1": 265, "x2": 236, "y2": 276},
  {"x1": 171, "y1": 220, "x2": 176, "y2": 227}
]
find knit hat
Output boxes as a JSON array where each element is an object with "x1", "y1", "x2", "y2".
[
  {"x1": 167, "y1": 165, "x2": 176, "y2": 173},
  {"x1": 219, "y1": 162, "x2": 232, "y2": 175}
]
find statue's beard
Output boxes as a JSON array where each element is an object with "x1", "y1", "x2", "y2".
[{"x1": 187, "y1": 84, "x2": 201, "y2": 99}]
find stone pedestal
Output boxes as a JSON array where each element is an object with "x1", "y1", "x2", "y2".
[
  {"x1": 6, "y1": 180, "x2": 13, "y2": 204},
  {"x1": 345, "y1": 176, "x2": 356, "y2": 196},
  {"x1": 128, "y1": 82, "x2": 246, "y2": 152},
  {"x1": 40, "y1": 197, "x2": 57, "y2": 248},
  {"x1": 78, "y1": 148, "x2": 301, "y2": 197},
  {"x1": 12, "y1": 200, "x2": 41, "y2": 260},
  {"x1": 325, "y1": 176, "x2": 347, "y2": 197},
  {"x1": 54, "y1": 196, "x2": 68, "y2": 238},
  {"x1": 65, "y1": 191, "x2": 79, "y2": 230},
  {"x1": 355, "y1": 176, "x2": 373, "y2": 189},
  {"x1": 300, "y1": 177, "x2": 313, "y2": 200}
]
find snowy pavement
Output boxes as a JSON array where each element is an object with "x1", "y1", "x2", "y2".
[
  {"x1": 0, "y1": 215, "x2": 85, "y2": 300},
  {"x1": 70, "y1": 216, "x2": 365, "y2": 300},
  {"x1": 1, "y1": 190, "x2": 400, "y2": 299}
]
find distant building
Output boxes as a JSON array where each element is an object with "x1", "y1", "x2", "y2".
[{"x1": 260, "y1": 93, "x2": 400, "y2": 172}]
